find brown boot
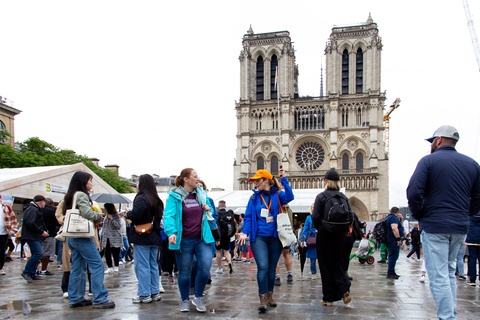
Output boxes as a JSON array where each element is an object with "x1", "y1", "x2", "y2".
[
  {"x1": 267, "y1": 291, "x2": 277, "y2": 307},
  {"x1": 258, "y1": 293, "x2": 268, "y2": 311}
]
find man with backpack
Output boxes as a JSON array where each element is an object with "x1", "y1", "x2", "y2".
[
  {"x1": 215, "y1": 200, "x2": 236, "y2": 274},
  {"x1": 373, "y1": 217, "x2": 388, "y2": 263}
]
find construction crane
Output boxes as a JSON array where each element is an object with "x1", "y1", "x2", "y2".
[
  {"x1": 463, "y1": 0, "x2": 480, "y2": 71},
  {"x1": 384, "y1": 98, "x2": 401, "y2": 156}
]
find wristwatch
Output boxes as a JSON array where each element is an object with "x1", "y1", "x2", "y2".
[{"x1": 396, "y1": 237, "x2": 401, "y2": 241}]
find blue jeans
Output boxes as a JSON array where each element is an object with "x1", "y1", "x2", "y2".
[
  {"x1": 134, "y1": 245, "x2": 160, "y2": 296},
  {"x1": 310, "y1": 258, "x2": 317, "y2": 275},
  {"x1": 174, "y1": 237, "x2": 213, "y2": 301},
  {"x1": 249, "y1": 235, "x2": 283, "y2": 294},
  {"x1": 387, "y1": 240, "x2": 400, "y2": 275},
  {"x1": 67, "y1": 238, "x2": 109, "y2": 304},
  {"x1": 119, "y1": 236, "x2": 129, "y2": 261},
  {"x1": 422, "y1": 231, "x2": 465, "y2": 320},
  {"x1": 23, "y1": 240, "x2": 44, "y2": 276},
  {"x1": 468, "y1": 245, "x2": 480, "y2": 282},
  {"x1": 456, "y1": 244, "x2": 466, "y2": 277}
]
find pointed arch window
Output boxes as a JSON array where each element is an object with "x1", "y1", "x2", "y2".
[
  {"x1": 356, "y1": 153, "x2": 364, "y2": 173},
  {"x1": 257, "y1": 156, "x2": 265, "y2": 170},
  {"x1": 270, "y1": 55, "x2": 278, "y2": 100},
  {"x1": 256, "y1": 56, "x2": 264, "y2": 100},
  {"x1": 342, "y1": 153, "x2": 349, "y2": 173},
  {"x1": 341, "y1": 108, "x2": 349, "y2": 127},
  {"x1": 342, "y1": 49, "x2": 349, "y2": 94},
  {"x1": 356, "y1": 48, "x2": 363, "y2": 93},
  {"x1": 356, "y1": 107, "x2": 362, "y2": 126},
  {"x1": 271, "y1": 156, "x2": 279, "y2": 175}
]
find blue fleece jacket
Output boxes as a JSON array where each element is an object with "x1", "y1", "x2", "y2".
[{"x1": 406, "y1": 145, "x2": 480, "y2": 234}]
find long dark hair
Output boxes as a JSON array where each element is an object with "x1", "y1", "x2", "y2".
[
  {"x1": 63, "y1": 171, "x2": 93, "y2": 214},
  {"x1": 135, "y1": 174, "x2": 164, "y2": 218}
]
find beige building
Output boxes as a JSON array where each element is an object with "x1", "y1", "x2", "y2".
[
  {"x1": 0, "y1": 97, "x2": 21, "y2": 147},
  {"x1": 233, "y1": 15, "x2": 388, "y2": 221}
]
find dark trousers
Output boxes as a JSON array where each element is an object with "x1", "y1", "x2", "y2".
[
  {"x1": 299, "y1": 246, "x2": 308, "y2": 273},
  {"x1": 344, "y1": 235, "x2": 355, "y2": 272},
  {"x1": 407, "y1": 243, "x2": 421, "y2": 259},
  {"x1": 0, "y1": 235, "x2": 7, "y2": 270},
  {"x1": 387, "y1": 241, "x2": 400, "y2": 275},
  {"x1": 161, "y1": 240, "x2": 177, "y2": 275},
  {"x1": 468, "y1": 245, "x2": 480, "y2": 282},
  {"x1": 104, "y1": 239, "x2": 120, "y2": 268},
  {"x1": 317, "y1": 231, "x2": 350, "y2": 302}
]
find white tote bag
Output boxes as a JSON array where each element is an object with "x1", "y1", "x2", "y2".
[
  {"x1": 62, "y1": 192, "x2": 95, "y2": 238},
  {"x1": 276, "y1": 202, "x2": 297, "y2": 247}
]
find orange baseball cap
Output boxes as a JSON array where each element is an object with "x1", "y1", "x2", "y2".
[{"x1": 249, "y1": 169, "x2": 273, "y2": 182}]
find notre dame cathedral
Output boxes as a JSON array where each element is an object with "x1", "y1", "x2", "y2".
[{"x1": 233, "y1": 14, "x2": 388, "y2": 221}]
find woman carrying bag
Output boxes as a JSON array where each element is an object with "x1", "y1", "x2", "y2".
[
  {"x1": 62, "y1": 171, "x2": 115, "y2": 309},
  {"x1": 125, "y1": 174, "x2": 164, "y2": 304},
  {"x1": 238, "y1": 167, "x2": 294, "y2": 311}
]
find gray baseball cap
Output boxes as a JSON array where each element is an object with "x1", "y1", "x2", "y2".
[{"x1": 425, "y1": 125, "x2": 459, "y2": 143}]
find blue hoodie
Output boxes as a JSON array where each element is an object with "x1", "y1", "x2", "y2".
[
  {"x1": 241, "y1": 177, "x2": 294, "y2": 242},
  {"x1": 407, "y1": 145, "x2": 480, "y2": 234}
]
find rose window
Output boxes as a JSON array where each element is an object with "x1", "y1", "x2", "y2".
[{"x1": 296, "y1": 142, "x2": 325, "y2": 170}]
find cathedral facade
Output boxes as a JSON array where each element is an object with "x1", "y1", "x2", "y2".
[{"x1": 233, "y1": 15, "x2": 389, "y2": 221}]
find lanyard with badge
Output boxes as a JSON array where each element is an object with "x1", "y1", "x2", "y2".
[{"x1": 260, "y1": 194, "x2": 274, "y2": 223}]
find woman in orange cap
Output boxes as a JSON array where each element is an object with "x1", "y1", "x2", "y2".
[{"x1": 238, "y1": 167, "x2": 294, "y2": 311}]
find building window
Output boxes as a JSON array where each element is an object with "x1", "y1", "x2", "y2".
[
  {"x1": 356, "y1": 153, "x2": 364, "y2": 172},
  {"x1": 342, "y1": 153, "x2": 349, "y2": 172},
  {"x1": 356, "y1": 48, "x2": 363, "y2": 93},
  {"x1": 256, "y1": 56, "x2": 264, "y2": 100},
  {"x1": 270, "y1": 55, "x2": 278, "y2": 100},
  {"x1": 356, "y1": 107, "x2": 362, "y2": 126},
  {"x1": 342, "y1": 49, "x2": 349, "y2": 94},
  {"x1": 271, "y1": 156, "x2": 279, "y2": 175},
  {"x1": 295, "y1": 141, "x2": 325, "y2": 171},
  {"x1": 295, "y1": 106, "x2": 325, "y2": 131},
  {"x1": 257, "y1": 156, "x2": 264, "y2": 170},
  {"x1": 341, "y1": 108, "x2": 348, "y2": 127},
  {"x1": 0, "y1": 121, "x2": 6, "y2": 144}
]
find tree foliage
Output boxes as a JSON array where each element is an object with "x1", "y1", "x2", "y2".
[{"x1": 0, "y1": 137, "x2": 133, "y2": 193}]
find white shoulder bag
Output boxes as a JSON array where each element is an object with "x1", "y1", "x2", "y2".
[
  {"x1": 62, "y1": 192, "x2": 95, "y2": 238},
  {"x1": 276, "y1": 199, "x2": 297, "y2": 247}
]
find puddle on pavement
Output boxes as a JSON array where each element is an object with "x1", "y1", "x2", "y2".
[{"x1": 1, "y1": 300, "x2": 32, "y2": 315}]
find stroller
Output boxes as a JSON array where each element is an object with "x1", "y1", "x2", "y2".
[{"x1": 349, "y1": 238, "x2": 375, "y2": 264}]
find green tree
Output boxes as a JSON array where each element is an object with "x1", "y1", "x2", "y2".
[{"x1": 0, "y1": 137, "x2": 133, "y2": 193}]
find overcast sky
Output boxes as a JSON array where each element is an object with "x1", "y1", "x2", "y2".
[{"x1": 1, "y1": 0, "x2": 480, "y2": 208}]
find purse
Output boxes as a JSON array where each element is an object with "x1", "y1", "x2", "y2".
[
  {"x1": 135, "y1": 216, "x2": 155, "y2": 236},
  {"x1": 306, "y1": 233, "x2": 317, "y2": 247},
  {"x1": 276, "y1": 199, "x2": 297, "y2": 247},
  {"x1": 62, "y1": 192, "x2": 95, "y2": 238}
]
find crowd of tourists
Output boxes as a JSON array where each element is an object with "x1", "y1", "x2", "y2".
[{"x1": 2, "y1": 125, "x2": 480, "y2": 320}]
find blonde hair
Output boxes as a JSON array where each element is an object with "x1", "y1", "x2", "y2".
[{"x1": 325, "y1": 179, "x2": 340, "y2": 191}]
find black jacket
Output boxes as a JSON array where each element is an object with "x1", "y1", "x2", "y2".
[
  {"x1": 41, "y1": 206, "x2": 60, "y2": 237},
  {"x1": 22, "y1": 202, "x2": 47, "y2": 242},
  {"x1": 126, "y1": 195, "x2": 162, "y2": 246}
]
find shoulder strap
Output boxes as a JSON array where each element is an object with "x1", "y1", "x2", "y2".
[{"x1": 72, "y1": 192, "x2": 80, "y2": 209}]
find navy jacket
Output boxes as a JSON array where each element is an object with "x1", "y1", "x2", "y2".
[
  {"x1": 406, "y1": 145, "x2": 480, "y2": 234},
  {"x1": 466, "y1": 214, "x2": 480, "y2": 245},
  {"x1": 125, "y1": 195, "x2": 162, "y2": 246}
]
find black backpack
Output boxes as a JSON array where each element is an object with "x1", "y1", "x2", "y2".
[
  {"x1": 322, "y1": 193, "x2": 351, "y2": 233},
  {"x1": 373, "y1": 220, "x2": 387, "y2": 244},
  {"x1": 218, "y1": 210, "x2": 236, "y2": 238}
]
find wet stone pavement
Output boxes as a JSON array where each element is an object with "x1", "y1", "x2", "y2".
[{"x1": 0, "y1": 250, "x2": 479, "y2": 319}]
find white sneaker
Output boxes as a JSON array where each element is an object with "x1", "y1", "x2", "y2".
[
  {"x1": 0, "y1": 269, "x2": 6, "y2": 275},
  {"x1": 159, "y1": 283, "x2": 165, "y2": 293},
  {"x1": 119, "y1": 261, "x2": 123, "y2": 265},
  {"x1": 312, "y1": 274, "x2": 317, "y2": 280},
  {"x1": 63, "y1": 292, "x2": 69, "y2": 299},
  {"x1": 215, "y1": 268, "x2": 223, "y2": 274},
  {"x1": 419, "y1": 275, "x2": 425, "y2": 283},
  {"x1": 105, "y1": 268, "x2": 114, "y2": 274},
  {"x1": 113, "y1": 267, "x2": 119, "y2": 272}
]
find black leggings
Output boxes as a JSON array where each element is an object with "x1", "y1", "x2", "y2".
[{"x1": 104, "y1": 239, "x2": 120, "y2": 268}]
